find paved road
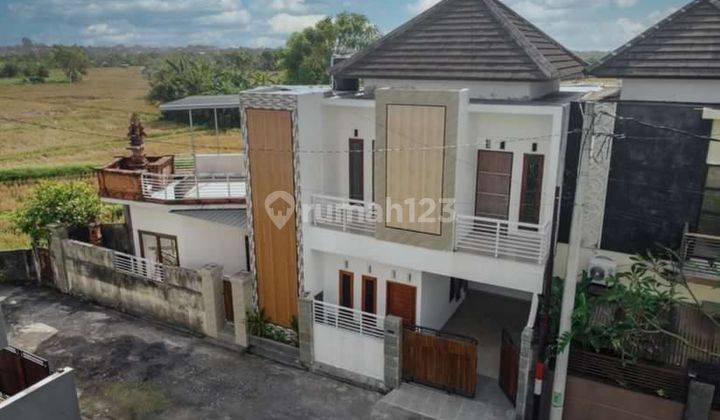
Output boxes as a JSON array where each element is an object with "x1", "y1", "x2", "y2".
[{"x1": 0, "y1": 284, "x2": 382, "y2": 419}]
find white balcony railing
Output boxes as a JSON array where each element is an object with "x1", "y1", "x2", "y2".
[
  {"x1": 681, "y1": 231, "x2": 720, "y2": 280},
  {"x1": 308, "y1": 194, "x2": 552, "y2": 265},
  {"x1": 310, "y1": 195, "x2": 377, "y2": 235},
  {"x1": 141, "y1": 172, "x2": 247, "y2": 202},
  {"x1": 312, "y1": 300, "x2": 385, "y2": 339},
  {"x1": 454, "y1": 215, "x2": 551, "y2": 264},
  {"x1": 113, "y1": 251, "x2": 167, "y2": 283}
]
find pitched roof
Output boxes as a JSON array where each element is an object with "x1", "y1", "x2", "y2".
[
  {"x1": 589, "y1": 0, "x2": 720, "y2": 79},
  {"x1": 330, "y1": 0, "x2": 585, "y2": 82}
]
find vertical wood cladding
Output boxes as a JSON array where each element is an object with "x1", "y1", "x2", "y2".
[
  {"x1": 247, "y1": 109, "x2": 298, "y2": 328},
  {"x1": 601, "y1": 102, "x2": 712, "y2": 254}
]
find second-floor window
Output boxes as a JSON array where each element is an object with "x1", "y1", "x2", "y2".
[
  {"x1": 349, "y1": 138, "x2": 364, "y2": 201},
  {"x1": 699, "y1": 165, "x2": 720, "y2": 235},
  {"x1": 519, "y1": 154, "x2": 544, "y2": 225},
  {"x1": 475, "y1": 150, "x2": 513, "y2": 220},
  {"x1": 139, "y1": 231, "x2": 179, "y2": 266}
]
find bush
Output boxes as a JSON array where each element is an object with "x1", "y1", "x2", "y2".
[
  {"x1": 12, "y1": 181, "x2": 102, "y2": 246},
  {"x1": 53, "y1": 46, "x2": 90, "y2": 83},
  {"x1": 0, "y1": 62, "x2": 20, "y2": 78}
]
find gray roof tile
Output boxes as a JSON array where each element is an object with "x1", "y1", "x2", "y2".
[
  {"x1": 330, "y1": 0, "x2": 585, "y2": 82},
  {"x1": 589, "y1": 0, "x2": 720, "y2": 79}
]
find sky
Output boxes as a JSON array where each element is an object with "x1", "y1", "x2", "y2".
[{"x1": 0, "y1": 0, "x2": 690, "y2": 51}]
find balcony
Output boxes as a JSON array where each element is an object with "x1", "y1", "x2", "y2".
[
  {"x1": 308, "y1": 194, "x2": 551, "y2": 265},
  {"x1": 97, "y1": 154, "x2": 247, "y2": 205},
  {"x1": 681, "y1": 230, "x2": 720, "y2": 282}
]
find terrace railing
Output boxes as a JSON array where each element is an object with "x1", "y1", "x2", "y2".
[
  {"x1": 113, "y1": 251, "x2": 167, "y2": 283},
  {"x1": 312, "y1": 300, "x2": 385, "y2": 339},
  {"x1": 141, "y1": 172, "x2": 246, "y2": 202},
  {"x1": 454, "y1": 215, "x2": 551, "y2": 264},
  {"x1": 680, "y1": 230, "x2": 720, "y2": 280},
  {"x1": 310, "y1": 195, "x2": 377, "y2": 236}
]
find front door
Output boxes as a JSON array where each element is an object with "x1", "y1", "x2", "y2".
[
  {"x1": 386, "y1": 281, "x2": 416, "y2": 326},
  {"x1": 247, "y1": 108, "x2": 299, "y2": 328}
]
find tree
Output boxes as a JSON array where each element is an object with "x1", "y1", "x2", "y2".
[
  {"x1": 0, "y1": 62, "x2": 20, "y2": 78},
  {"x1": 12, "y1": 181, "x2": 102, "y2": 246},
  {"x1": 53, "y1": 46, "x2": 90, "y2": 82},
  {"x1": 280, "y1": 12, "x2": 380, "y2": 85}
]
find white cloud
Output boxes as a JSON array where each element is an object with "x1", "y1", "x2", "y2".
[
  {"x1": 268, "y1": 13, "x2": 325, "y2": 33},
  {"x1": 407, "y1": 0, "x2": 441, "y2": 15},
  {"x1": 615, "y1": 0, "x2": 637, "y2": 7},
  {"x1": 270, "y1": 0, "x2": 306, "y2": 12},
  {"x1": 198, "y1": 9, "x2": 251, "y2": 25}
]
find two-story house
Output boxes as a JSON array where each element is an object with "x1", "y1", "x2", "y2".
[{"x1": 238, "y1": 0, "x2": 585, "y2": 411}]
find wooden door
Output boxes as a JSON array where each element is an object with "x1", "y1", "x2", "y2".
[
  {"x1": 403, "y1": 326, "x2": 478, "y2": 397},
  {"x1": 339, "y1": 270, "x2": 354, "y2": 308},
  {"x1": 386, "y1": 281, "x2": 416, "y2": 326},
  {"x1": 247, "y1": 108, "x2": 299, "y2": 328},
  {"x1": 223, "y1": 280, "x2": 234, "y2": 323},
  {"x1": 519, "y1": 154, "x2": 544, "y2": 225},
  {"x1": 475, "y1": 151, "x2": 513, "y2": 220},
  {"x1": 499, "y1": 329, "x2": 520, "y2": 405}
]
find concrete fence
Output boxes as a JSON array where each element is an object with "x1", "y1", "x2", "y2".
[
  {"x1": 0, "y1": 249, "x2": 35, "y2": 282},
  {"x1": 47, "y1": 225, "x2": 253, "y2": 348}
]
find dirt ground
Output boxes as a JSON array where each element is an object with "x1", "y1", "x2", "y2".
[{"x1": 1, "y1": 283, "x2": 382, "y2": 420}]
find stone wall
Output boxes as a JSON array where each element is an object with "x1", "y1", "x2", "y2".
[{"x1": 61, "y1": 239, "x2": 206, "y2": 333}]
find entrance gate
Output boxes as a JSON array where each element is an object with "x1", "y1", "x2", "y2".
[
  {"x1": 402, "y1": 325, "x2": 478, "y2": 397},
  {"x1": 499, "y1": 329, "x2": 520, "y2": 404}
]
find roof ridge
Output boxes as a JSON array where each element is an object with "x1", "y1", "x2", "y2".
[
  {"x1": 587, "y1": 0, "x2": 709, "y2": 75},
  {"x1": 482, "y1": 0, "x2": 556, "y2": 79},
  {"x1": 329, "y1": 0, "x2": 455, "y2": 76}
]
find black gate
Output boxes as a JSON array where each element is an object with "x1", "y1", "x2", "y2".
[{"x1": 0, "y1": 346, "x2": 51, "y2": 395}]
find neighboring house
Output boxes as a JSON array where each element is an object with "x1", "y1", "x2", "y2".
[
  {"x1": 96, "y1": 127, "x2": 250, "y2": 280},
  {"x1": 238, "y1": 0, "x2": 585, "y2": 411},
  {"x1": 562, "y1": 0, "x2": 720, "y2": 302}
]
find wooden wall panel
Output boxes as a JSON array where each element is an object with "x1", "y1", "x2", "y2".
[
  {"x1": 386, "y1": 105, "x2": 446, "y2": 235},
  {"x1": 247, "y1": 109, "x2": 298, "y2": 328}
]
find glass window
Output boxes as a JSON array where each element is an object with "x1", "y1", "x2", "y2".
[
  {"x1": 520, "y1": 154, "x2": 545, "y2": 225},
  {"x1": 700, "y1": 166, "x2": 720, "y2": 236},
  {"x1": 139, "y1": 231, "x2": 179, "y2": 266}
]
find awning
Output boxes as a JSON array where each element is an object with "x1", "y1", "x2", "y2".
[
  {"x1": 159, "y1": 95, "x2": 240, "y2": 112},
  {"x1": 171, "y1": 209, "x2": 246, "y2": 229}
]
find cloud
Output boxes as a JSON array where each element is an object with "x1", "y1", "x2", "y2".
[
  {"x1": 270, "y1": 0, "x2": 306, "y2": 12},
  {"x1": 198, "y1": 9, "x2": 252, "y2": 25},
  {"x1": 407, "y1": 0, "x2": 441, "y2": 15},
  {"x1": 268, "y1": 13, "x2": 325, "y2": 33},
  {"x1": 615, "y1": 0, "x2": 637, "y2": 7}
]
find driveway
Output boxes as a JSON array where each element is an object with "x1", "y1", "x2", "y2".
[{"x1": 0, "y1": 284, "x2": 382, "y2": 419}]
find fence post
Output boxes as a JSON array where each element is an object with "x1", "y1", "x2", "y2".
[
  {"x1": 199, "y1": 264, "x2": 224, "y2": 339},
  {"x1": 683, "y1": 380, "x2": 715, "y2": 420},
  {"x1": 495, "y1": 223, "x2": 501, "y2": 258},
  {"x1": 384, "y1": 315, "x2": 403, "y2": 391},
  {"x1": 298, "y1": 296, "x2": 314, "y2": 368},
  {"x1": 47, "y1": 224, "x2": 70, "y2": 293},
  {"x1": 229, "y1": 271, "x2": 253, "y2": 348},
  {"x1": 515, "y1": 326, "x2": 536, "y2": 420}
]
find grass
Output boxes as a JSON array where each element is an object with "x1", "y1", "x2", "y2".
[
  {"x1": 0, "y1": 66, "x2": 243, "y2": 250},
  {"x1": 82, "y1": 381, "x2": 169, "y2": 419},
  {"x1": 0, "y1": 69, "x2": 69, "y2": 86}
]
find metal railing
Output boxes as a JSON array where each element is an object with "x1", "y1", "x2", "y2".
[
  {"x1": 113, "y1": 251, "x2": 167, "y2": 283},
  {"x1": 454, "y1": 215, "x2": 551, "y2": 264},
  {"x1": 310, "y1": 195, "x2": 377, "y2": 235},
  {"x1": 141, "y1": 172, "x2": 247, "y2": 201},
  {"x1": 681, "y1": 231, "x2": 720, "y2": 280},
  {"x1": 312, "y1": 300, "x2": 385, "y2": 339}
]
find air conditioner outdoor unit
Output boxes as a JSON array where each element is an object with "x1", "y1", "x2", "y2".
[{"x1": 588, "y1": 255, "x2": 618, "y2": 286}]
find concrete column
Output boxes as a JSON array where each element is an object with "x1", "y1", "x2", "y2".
[
  {"x1": 199, "y1": 264, "x2": 224, "y2": 339},
  {"x1": 298, "y1": 296, "x2": 314, "y2": 367},
  {"x1": 229, "y1": 271, "x2": 253, "y2": 348},
  {"x1": 684, "y1": 380, "x2": 715, "y2": 420},
  {"x1": 384, "y1": 315, "x2": 403, "y2": 390},
  {"x1": 47, "y1": 224, "x2": 69, "y2": 293},
  {"x1": 515, "y1": 326, "x2": 536, "y2": 420}
]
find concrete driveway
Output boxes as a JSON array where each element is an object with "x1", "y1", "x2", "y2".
[{"x1": 0, "y1": 284, "x2": 382, "y2": 420}]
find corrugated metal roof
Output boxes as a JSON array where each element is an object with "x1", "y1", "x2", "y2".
[
  {"x1": 330, "y1": 0, "x2": 585, "y2": 82},
  {"x1": 589, "y1": 0, "x2": 720, "y2": 79},
  {"x1": 159, "y1": 95, "x2": 240, "y2": 111},
  {"x1": 171, "y1": 209, "x2": 247, "y2": 229}
]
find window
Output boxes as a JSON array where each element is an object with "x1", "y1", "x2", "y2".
[
  {"x1": 362, "y1": 276, "x2": 377, "y2": 314},
  {"x1": 349, "y1": 138, "x2": 364, "y2": 201},
  {"x1": 519, "y1": 154, "x2": 545, "y2": 225},
  {"x1": 139, "y1": 231, "x2": 179, "y2": 266},
  {"x1": 475, "y1": 151, "x2": 513, "y2": 220},
  {"x1": 699, "y1": 165, "x2": 720, "y2": 236},
  {"x1": 339, "y1": 270, "x2": 354, "y2": 308}
]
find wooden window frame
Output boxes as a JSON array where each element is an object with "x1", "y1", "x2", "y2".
[
  {"x1": 362, "y1": 275, "x2": 377, "y2": 314},
  {"x1": 699, "y1": 164, "x2": 720, "y2": 235},
  {"x1": 339, "y1": 270, "x2": 354, "y2": 309},
  {"x1": 475, "y1": 150, "x2": 513, "y2": 221},
  {"x1": 138, "y1": 230, "x2": 179, "y2": 266},
  {"x1": 349, "y1": 138, "x2": 364, "y2": 202},
  {"x1": 519, "y1": 153, "x2": 545, "y2": 225}
]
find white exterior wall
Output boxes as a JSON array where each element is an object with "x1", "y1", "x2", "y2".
[
  {"x1": 420, "y1": 272, "x2": 465, "y2": 330},
  {"x1": 313, "y1": 323, "x2": 384, "y2": 381},
  {"x1": 128, "y1": 204, "x2": 246, "y2": 275},
  {"x1": 194, "y1": 153, "x2": 245, "y2": 174},
  {"x1": 620, "y1": 79, "x2": 720, "y2": 104},
  {"x1": 364, "y1": 79, "x2": 559, "y2": 101}
]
